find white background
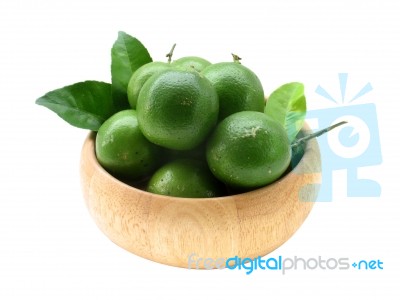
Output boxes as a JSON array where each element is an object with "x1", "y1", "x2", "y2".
[{"x1": 1, "y1": 0, "x2": 399, "y2": 299}]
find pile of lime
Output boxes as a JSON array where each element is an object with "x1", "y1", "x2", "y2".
[{"x1": 36, "y1": 31, "x2": 342, "y2": 198}]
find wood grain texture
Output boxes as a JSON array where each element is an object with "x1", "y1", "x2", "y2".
[{"x1": 80, "y1": 124, "x2": 321, "y2": 268}]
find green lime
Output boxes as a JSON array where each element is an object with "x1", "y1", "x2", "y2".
[
  {"x1": 136, "y1": 69, "x2": 219, "y2": 151},
  {"x1": 95, "y1": 110, "x2": 162, "y2": 181},
  {"x1": 171, "y1": 56, "x2": 211, "y2": 72},
  {"x1": 147, "y1": 159, "x2": 226, "y2": 198},
  {"x1": 127, "y1": 62, "x2": 171, "y2": 109},
  {"x1": 206, "y1": 111, "x2": 291, "y2": 189},
  {"x1": 201, "y1": 62, "x2": 265, "y2": 120}
]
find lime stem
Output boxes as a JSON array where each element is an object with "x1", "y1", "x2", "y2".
[
  {"x1": 166, "y1": 43, "x2": 177, "y2": 63},
  {"x1": 291, "y1": 121, "x2": 347, "y2": 149},
  {"x1": 231, "y1": 53, "x2": 242, "y2": 64}
]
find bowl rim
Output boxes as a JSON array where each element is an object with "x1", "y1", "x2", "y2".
[{"x1": 83, "y1": 122, "x2": 317, "y2": 203}]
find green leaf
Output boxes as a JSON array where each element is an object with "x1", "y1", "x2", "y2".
[
  {"x1": 264, "y1": 82, "x2": 306, "y2": 142},
  {"x1": 111, "y1": 31, "x2": 152, "y2": 110},
  {"x1": 35, "y1": 81, "x2": 115, "y2": 131}
]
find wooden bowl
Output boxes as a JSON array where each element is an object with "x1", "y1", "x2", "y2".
[{"x1": 80, "y1": 124, "x2": 321, "y2": 269}]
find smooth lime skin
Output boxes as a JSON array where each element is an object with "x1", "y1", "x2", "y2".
[
  {"x1": 201, "y1": 62, "x2": 265, "y2": 120},
  {"x1": 127, "y1": 62, "x2": 171, "y2": 109},
  {"x1": 206, "y1": 111, "x2": 291, "y2": 189},
  {"x1": 171, "y1": 56, "x2": 212, "y2": 72},
  {"x1": 136, "y1": 69, "x2": 219, "y2": 151},
  {"x1": 147, "y1": 159, "x2": 226, "y2": 198},
  {"x1": 95, "y1": 110, "x2": 162, "y2": 181}
]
